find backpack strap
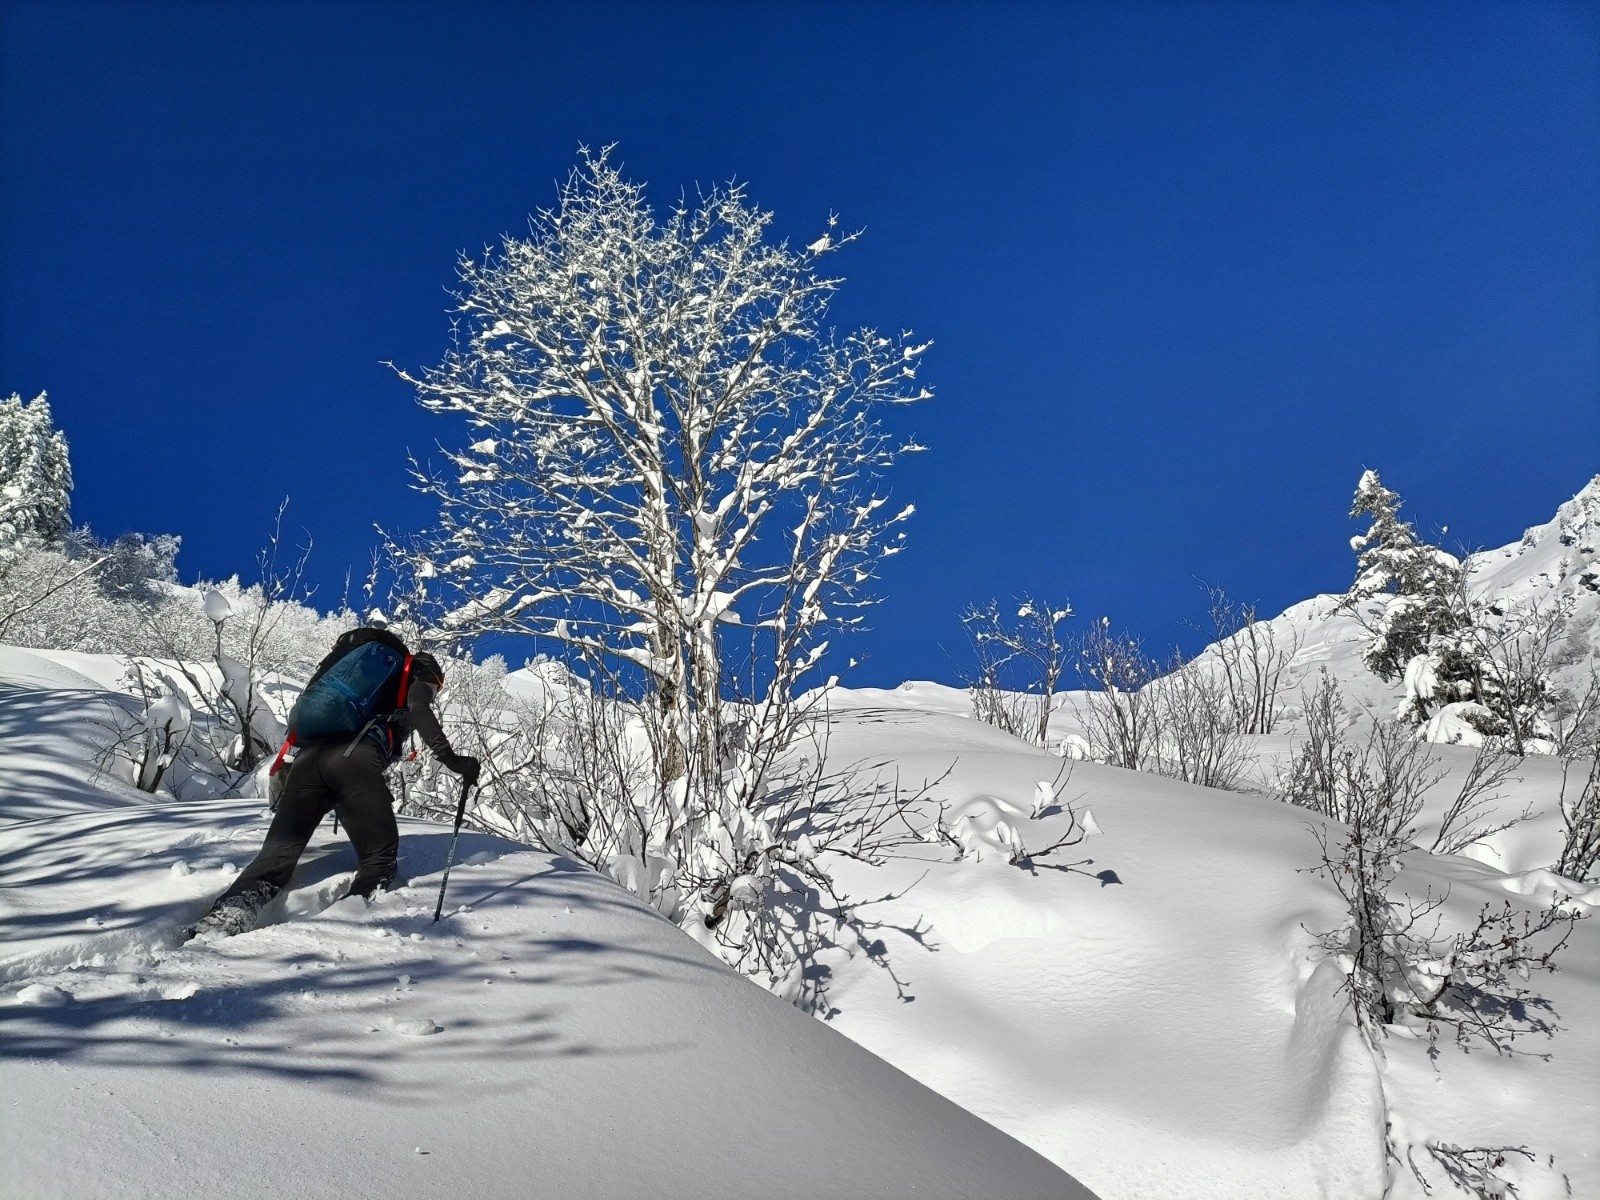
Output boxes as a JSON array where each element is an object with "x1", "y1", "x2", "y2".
[
  {"x1": 395, "y1": 653, "x2": 415, "y2": 710},
  {"x1": 343, "y1": 718, "x2": 379, "y2": 758}
]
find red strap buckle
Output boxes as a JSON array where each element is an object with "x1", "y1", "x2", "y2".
[{"x1": 268, "y1": 732, "x2": 297, "y2": 777}]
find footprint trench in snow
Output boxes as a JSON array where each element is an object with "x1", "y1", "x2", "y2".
[{"x1": 6, "y1": 851, "x2": 532, "y2": 1053}]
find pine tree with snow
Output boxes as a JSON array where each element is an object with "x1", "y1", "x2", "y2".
[
  {"x1": 0, "y1": 392, "x2": 73, "y2": 553},
  {"x1": 1340, "y1": 470, "x2": 1564, "y2": 741},
  {"x1": 1343, "y1": 469, "x2": 1469, "y2": 686}
]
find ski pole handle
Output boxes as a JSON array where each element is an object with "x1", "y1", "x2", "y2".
[{"x1": 432, "y1": 778, "x2": 474, "y2": 923}]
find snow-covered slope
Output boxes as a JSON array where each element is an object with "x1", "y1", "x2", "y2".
[
  {"x1": 809, "y1": 701, "x2": 1600, "y2": 1200},
  {"x1": 804, "y1": 485, "x2": 1600, "y2": 1198},
  {"x1": 0, "y1": 646, "x2": 1091, "y2": 1200},
  {"x1": 6, "y1": 482, "x2": 1597, "y2": 1200}
]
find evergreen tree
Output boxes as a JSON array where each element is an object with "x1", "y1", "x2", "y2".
[
  {"x1": 0, "y1": 392, "x2": 73, "y2": 551},
  {"x1": 1341, "y1": 470, "x2": 1536, "y2": 738},
  {"x1": 1343, "y1": 469, "x2": 1467, "y2": 685}
]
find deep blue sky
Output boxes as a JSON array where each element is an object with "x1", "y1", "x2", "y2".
[{"x1": 3, "y1": 1, "x2": 1596, "y2": 686}]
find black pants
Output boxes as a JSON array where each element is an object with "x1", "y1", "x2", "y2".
[{"x1": 219, "y1": 737, "x2": 399, "y2": 905}]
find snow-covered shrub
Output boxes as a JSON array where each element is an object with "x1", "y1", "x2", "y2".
[
  {"x1": 1197, "y1": 584, "x2": 1300, "y2": 735},
  {"x1": 960, "y1": 595, "x2": 1072, "y2": 746},
  {"x1": 0, "y1": 542, "x2": 114, "y2": 647},
  {"x1": 1446, "y1": 590, "x2": 1585, "y2": 754},
  {"x1": 1554, "y1": 751, "x2": 1600, "y2": 884},
  {"x1": 392, "y1": 654, "x2": 935, "y2": 1008},
  {"x1": 1296, "y1": 672, "x2": 1574, "y2": 1054},
  {"x1": 100, "y1": 661, "x2": 194, "y2": 794},
  {"x1": 1549, "y1": 667, "x2": 1600, "y2": 759},
  {"x1": 1279, "y1": 671, "x2": 1526, "y2": 857},
  {"x1": 127, "y1": 562, "x2": 344, "y2": 788},
  {"x1": 1310, "y1": 814, "x2": 1577, "y2": 1055},
  {"x1": 85, "y1": 530, "x2": 181, "y2": 602},
  {"x1": 1404, "y1": 1142, "x2": 1535, "y2": 1200},
  {"x1": 1072, "y1": 619, "x2": 1250, "y2": 789},
  {"x1": 1071, "y1": 618, "x2": 1160, "y2": 771},
  {"x1": 1144, "y1": 651, "x2": 1253, "y2": 790},
  {"x1": 922, "y1": 770, "x2": 1096, "y2": 875},
  {"x1": 1275, "y1": 671, "x2": 1349, "y2": 814}
]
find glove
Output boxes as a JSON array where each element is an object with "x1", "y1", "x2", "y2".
[{"x1": 445, "y1": 753, "x2": 481, "y2": 786}]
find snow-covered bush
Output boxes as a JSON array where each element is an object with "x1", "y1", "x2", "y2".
[
  {"x1": 1291, "y1": 672, "x2": 1577, "y2": 1057},
  {"x1": 1, "y1": 502, "x2": 352, "y2": 796},
  {"x1": 97, "y1": 661, "x2": 194, "y2": 794},
  {"x1": 389, "y1": 651, "x2": 940, "y2": 1008},
  {"x1": 961, "y1": 594, "x2": 1071, "y2": 746},
  {"x1": 1144, "y1": 651, "x2": 1254, "y2": 790},
  {"x1": 1072, "y1": 618, "x2": 1250, "y2": 789},
  {"x1": 1278, "y1": 671, "x2": 1526, "y2": 857},
  {"x1": 1309, "y1": 801, "x2": 1577, "y2": 1056},
  {"x1": 82, "y1": 530, "x2": 181, "y2": 602},
  {"x1": 395, "y1": 149, "x2": 929, "y2": 994},
  {"x1": 924, "y1": 772, "x2": 1096, "y2": 874},
  {"x1": 1072, "y1": 618, "x2": 1160, "y2": 771},
  {"x1": 1394, "y1": 586, "x2": 1589, "y2": 755},
  {"x1": 1554, "y1": 750, "x2": 1600, "y2": 884},
  {"x1": 1404, "y1": 1142, "x2": 1535, "y2": 1200},
  {"x1": 1197, "y1": 584, "x2": 1300, "y2": 735},
  {"x1": 0, "y1": 542, "x2": 114, "y2": 647}
]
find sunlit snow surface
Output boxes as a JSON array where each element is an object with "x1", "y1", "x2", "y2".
[
  {"x1": 808, "y1": 700, "x2": 1598, "y2": 1199},
  {"x1": 806, "y1": 481, "x2": 1600, "y2": 1199},
  {"x1": 0, "y1": 644, "x2": 1086, "y2": 1200}
]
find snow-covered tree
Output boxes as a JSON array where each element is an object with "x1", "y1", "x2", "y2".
[
  {"x1": 397, "y1": 150, "x2": 928, "y2": 995},
  {"x1": 401, "y1": 151, "x2": 925, "y2": 778},
  {"x1": 0, "y1": 392, "x2": 72, "y2": 552},
  {"x1": 1343, "y1": 469, "x2": 1468, "y2": 685},
  {"x1": 1343, "y1": 471, "x2": 1586, "y2": 746}
]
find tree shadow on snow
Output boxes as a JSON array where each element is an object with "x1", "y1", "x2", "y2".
[{"x1": 0, "y1": 679, "x2": 152, "y2": 824}]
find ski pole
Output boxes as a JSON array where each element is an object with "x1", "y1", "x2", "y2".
[{"x1": 432, "y1": 777, "x2": 474, "y2": 922}]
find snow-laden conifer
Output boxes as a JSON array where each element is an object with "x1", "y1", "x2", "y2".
[
  {"x1": 0, "y1": 392, "x2": 72, "y2": 553},
  {"x1": 1343, "y1": 468, "x2": 1467, "y2": 684},
  {"x1": 1342, "y1": 470, "x2": 1587, "y2": 745}
]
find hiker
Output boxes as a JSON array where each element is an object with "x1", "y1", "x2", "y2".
[{"x1": 185, "y1": 626, "x2": 480, "y2": 941}]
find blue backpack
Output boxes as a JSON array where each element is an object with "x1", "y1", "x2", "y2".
[
  {"x1": 269, "y1": 629, "x2": 418, "y2": 780},
  {"x1": 289, "y1": 640, "x2": 414, "y2": 741}
]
